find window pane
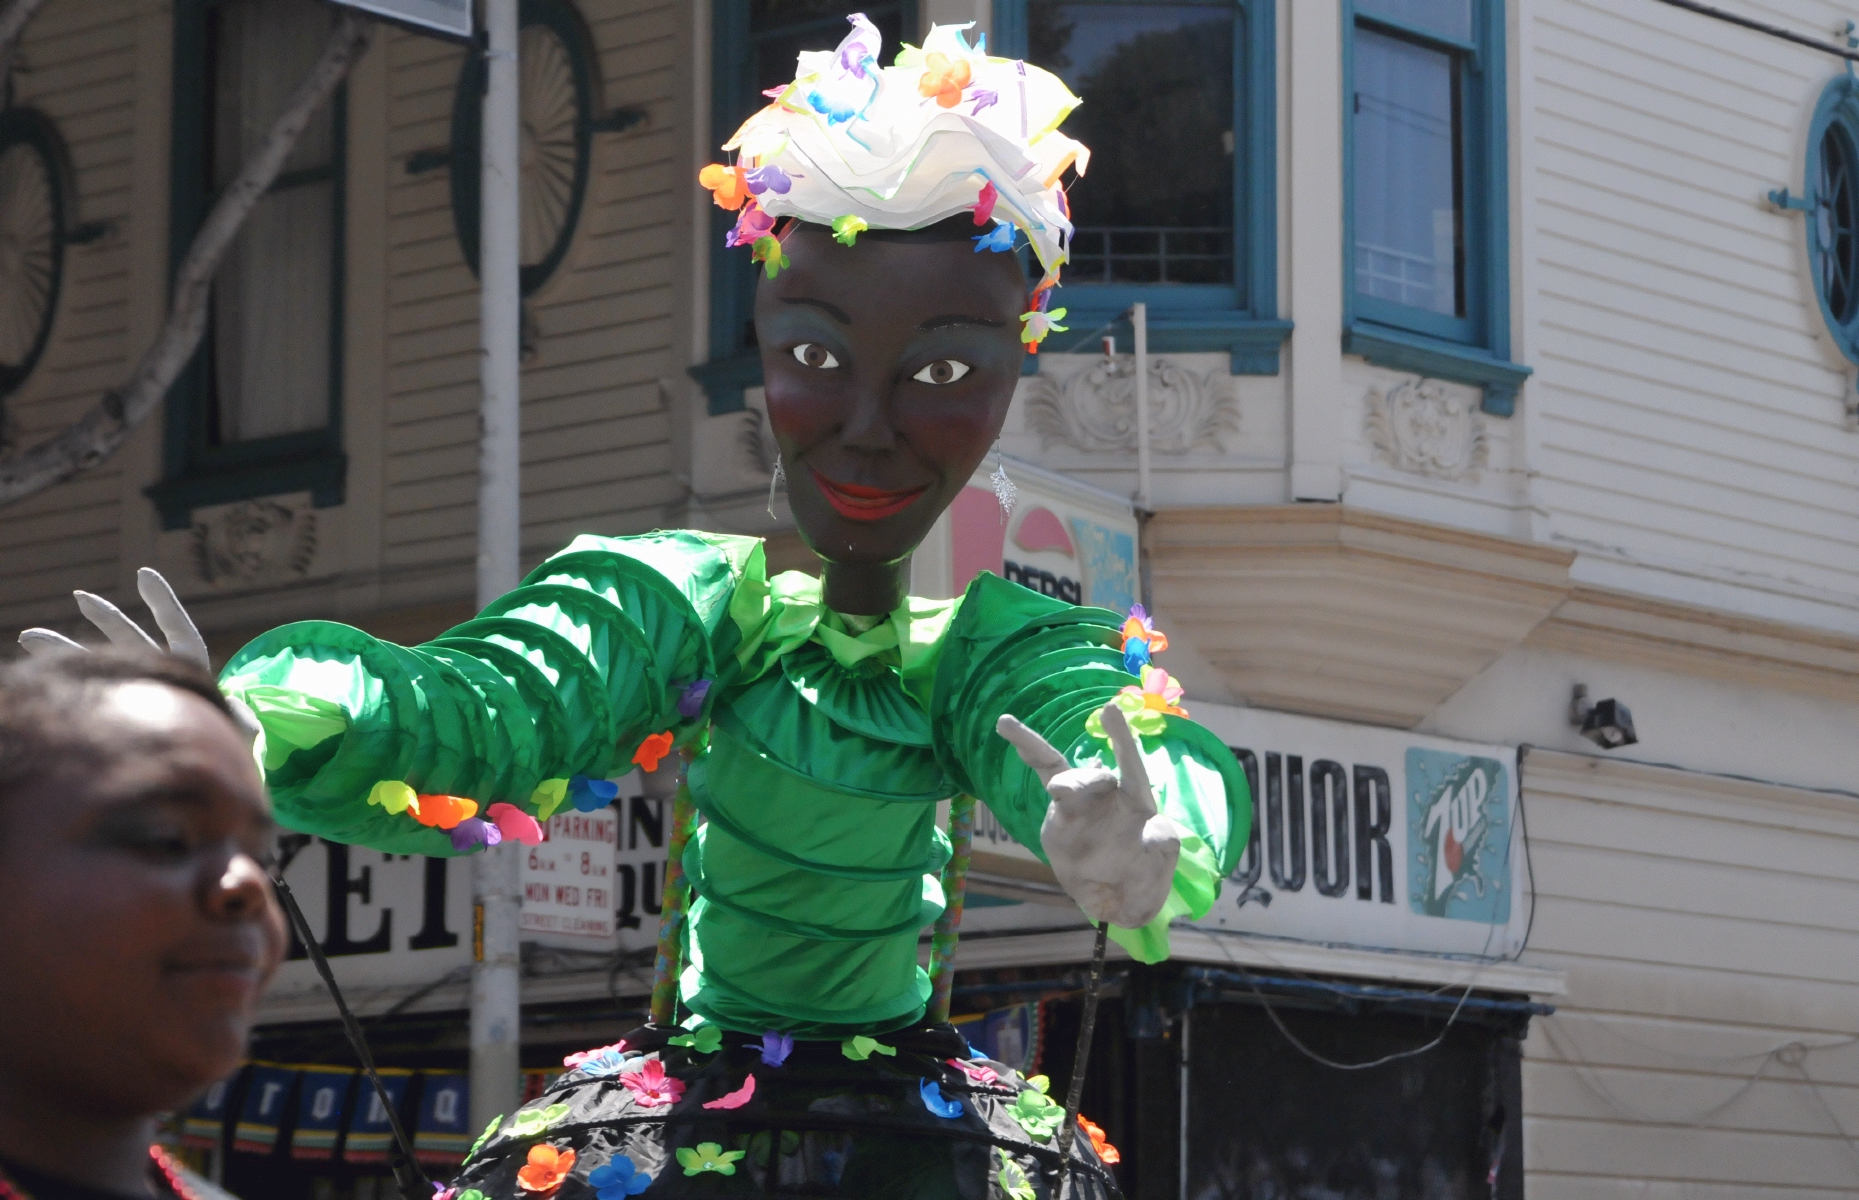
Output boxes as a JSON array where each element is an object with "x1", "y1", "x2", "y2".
[
  {"x1": 1818, "y1": 123, "x2": 1859, "y2": 324},
  {"x1": 211, "y1": 0, "x2": 334, "y2": 187},
  {"x1": 1026, "y1": 3, "x2": 1235, "y2": 285},
  {"x1": 212, "y1": 181, "x2": 332, "y2": 443},
  {"x1": 1353, "y1": 28, "x2": 1461, "y2": 317},
  {"x1": 1355, "y1": 0, "x2": 1472, "y2": 42}
]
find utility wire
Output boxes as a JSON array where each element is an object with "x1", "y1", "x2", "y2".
[{"x1": 1649, "y1": 0, "x2": 1859, "y2": 64}]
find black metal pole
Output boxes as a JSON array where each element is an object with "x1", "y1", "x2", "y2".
[
  {"x1": 1055, "y1": 923, "x2": 1109, "y2": 1166},
  {"x1": 273, "y1": 875, "x2": 431, "y2": 1200}
]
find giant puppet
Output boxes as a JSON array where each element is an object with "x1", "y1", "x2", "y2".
[{"x1": 27, "y1": 16, "x2": 1250, "y2": 1199}]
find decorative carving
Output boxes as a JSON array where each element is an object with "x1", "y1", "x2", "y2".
[
  {"x1": 1023, "y1": 356, "x2": 1238, "y2": 454},
  {"x1": 192, "y1": 499, "x2": 317, "y2": 584},
  {"x1": 1364, "y1": 379, "x2": 1488, "y2": 482}
]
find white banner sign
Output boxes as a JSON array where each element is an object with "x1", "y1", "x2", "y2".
[
  {"x1": 328, "y1": 0, "x2": 471, "y2": 40},
  {"x1": 968, "y1": 701, "x2": 1528, "y2": 960},
  {"x1": 521, "y1": 811, "x2": 619, "y2": 941}
]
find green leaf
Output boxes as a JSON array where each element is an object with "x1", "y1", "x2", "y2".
[
  {"x1": 466, "y1": 1114, "x2": 502, "y2": 1160},
  {"x1": 841, "y1": 1035, "x2": 897, "y2": 1061},
  {"x1": 669, "y1": 1025, "x2": 723, "y2": 1054},
  {"x1": 509, "y1": 1102, "x2": 570, "y2": 1138}
]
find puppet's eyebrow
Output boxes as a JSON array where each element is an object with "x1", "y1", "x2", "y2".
[
  {"x1": 917, "y1": 314, "x2": 1004, "y2": 330},
  {"x1": 779, "y1": 297, "x2": 852, "y2": 324}
]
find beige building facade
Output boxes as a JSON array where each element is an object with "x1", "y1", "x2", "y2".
[{"x1": 3, "y1": 0, "x2": 1859, "y2": 1196}]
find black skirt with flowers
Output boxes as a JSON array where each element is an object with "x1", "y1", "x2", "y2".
[{"x1": 446, "y1": 1025, "x2": 1119, "y2": 1200}]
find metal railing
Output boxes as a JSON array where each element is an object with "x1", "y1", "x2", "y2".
[{"x1": 1067, "y1": 225, "x2": 1232, "y2": 284}]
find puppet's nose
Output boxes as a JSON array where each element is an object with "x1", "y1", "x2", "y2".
[{"x1": 838, "y1": 384, "x2": 899, "y2": 453}]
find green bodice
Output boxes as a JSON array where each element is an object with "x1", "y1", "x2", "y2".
[{"x1": 221, "y1": 532, "x2": 1249, "y2": 1036}]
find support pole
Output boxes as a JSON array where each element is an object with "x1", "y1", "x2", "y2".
[
  {"x1": 927, "y1": 794, "x2": 977, "y2": 1024},
  {"x1": 1132, "y1": 302, "x2": 1150, "y2": 508},
  {"x1": 470, "y1": 0, "x2": 523, "y2": 1139}
]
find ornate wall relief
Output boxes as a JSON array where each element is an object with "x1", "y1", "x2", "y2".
[
  {"x1": 1023, "y1": 356, "x2": 1238, "y2": 454},
  {"x1": 192, "y1": 498, "x2": 317, "y2": 585},
  {"x1": 1364, "y1": 379, "x2": 1488, "y2": 482}
]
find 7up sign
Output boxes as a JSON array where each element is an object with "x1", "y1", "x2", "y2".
[{"x1": 1408, "y1": 750, "x2": 1513, "y2": 924}]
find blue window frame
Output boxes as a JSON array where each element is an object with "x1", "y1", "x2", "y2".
[
  {"x1": 996, "y1": 0, "x2": 1288, "y2": 375},
  {"x1": 1342, "y1": 0, "x2": 1528, "y2": 417},
  {"x1": 692, "y1": 0, "x2": 919, "y2": 414},
  {"x1": 1785, "y1": 73, "x2": 1859, "y2": 369},
  {"x1": 149, "y1": 0, "x2": 347, "y2": 529}
]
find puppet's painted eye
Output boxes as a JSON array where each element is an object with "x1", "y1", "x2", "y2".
[
  {"x1": 792, "y1": 343, "x2": 840, "y2": 369},
  {"x1": 912, "y1": 359, "x2": 971, "y2": 385}
]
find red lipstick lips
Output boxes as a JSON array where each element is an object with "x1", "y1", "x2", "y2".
[{"x1": 810, "y1": 470, "x2": 929, "y2": 521}]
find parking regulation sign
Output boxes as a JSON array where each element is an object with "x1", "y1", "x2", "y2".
[{"x1": 327, "y1": 0, "x2": 471, "y2": 40}]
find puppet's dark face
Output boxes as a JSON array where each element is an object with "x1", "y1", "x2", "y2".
[{"x1": 756, "y1": 225, "x2": 1027, "y2": 581}]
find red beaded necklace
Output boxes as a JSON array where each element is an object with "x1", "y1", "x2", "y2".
[{"x1": 0, "y1": 1148, "x2": 201, "y2": 1200}]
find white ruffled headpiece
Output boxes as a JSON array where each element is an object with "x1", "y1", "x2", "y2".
[{"x1": 700, "y1": 13, "x2": 1089, "y2": 293}]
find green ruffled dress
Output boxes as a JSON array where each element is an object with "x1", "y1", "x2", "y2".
[{"x1": 222, "y1": 531, "x2": 1250, "y2": 1037}]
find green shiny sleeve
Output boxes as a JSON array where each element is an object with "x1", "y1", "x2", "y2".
[
  {"x1": 930, "y1": 572, "x2": 1252, "y2": 961},
  {"x1": 218, "y1": 531, "x2": 765, "y2": 856}
]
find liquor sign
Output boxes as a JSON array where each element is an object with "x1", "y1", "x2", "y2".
[
  {"x1": 912, "y1": 453, "x2": 1139, "y2": 611},
  {"x1": 521, "y1": 809, "x2": 620, "y2": 942},
  {"x1": 326, "y1": 0, "x2": 471, "y2": 40},
  {"x1": 967, "y1": 702, "x2": 1529, "y2": 960}
]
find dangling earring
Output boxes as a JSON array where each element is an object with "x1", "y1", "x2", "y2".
[
  {"x1": 990, "y1": 447, "x2": 1016, "y2": 524},
  {"x1": 767, "y1": 452, "x2": 786, "y2": 521}
]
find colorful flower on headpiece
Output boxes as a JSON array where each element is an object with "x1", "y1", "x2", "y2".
[
  {"x1": 974, "y1": 223, "x2": 1015, "y2": 253},
  {"x1": 1078, "y1": 1115, "x2": 1121, "y2": 1164},
  {"x1": 751, "y1": 235, "x2": 791, "y2": 281},
  {"x1": 745, "y1": 165, "x2": 792, "y2": 196},
  {"x1": 1019, "y1": 304, "x2": 1068, "y2": 350},
  {"x1": 702, "y1": 1074, "x2": 756, "y2": 1110},
  {"x1": 831, "y1": 215, "x2": 867, "y2": 246},
  {"x1": 676, "y1": 1143, "x2": 745, "y2": 1177},
  {"x1": 1120, "y1": 603, "x2": 1169, "y2": 674},
  {"x1": 564, "y1": 1040, "x2": 628, "y2": 1068},
  {"x1": 410, "y1": 794, "x2": 477, "y2": 830},
  {"x1": 947, "y1": 1058, "x2": 999, "y2": 1086},
  {"x1": 589, "y1": 1155, "x2": 654, "y2": 1199},
  {"x1": 973, "y1": 181, "x2": 998, "y2": 225},
  {"x1": 669, "y1": 1025, "x2": 723, "y2": 1055},
  {"x1": 516, "y1": 1144, "x2": 575, "y2": 1194},
  {"x1": 487, "y1": 802, "x2": 544, "y2": 846},
  {"x1": 449, "y1": 816, "x2": 501, "y2": 853},
  {"x1": 919, "y1": 1079, "x2": 964, "y2": 1119},
  {"x1": 677, "y1": 679, "x2": 712, "y2": 719},
  {"x1": 698, "y1": 163, "x2": 750, "y2": 211},
  {"x1": 530, "y1": 777, "x2": 570, "y2": 821},
  {"x1": 969, "y1": 88, "x2": 998, "y2": 115},
  {"x1": 918, "y1": 51, "x2": 972, "y2": 108},
  {"x1": 568, "y1": 774, "x2": 619, "y2": 813},
  {"x1": 619, "y1": 1059, "x2": 685, "y2": 1108},
  {"x1": 726, "y1": 201, "x2": 776, "y2": 249},
  {"x1": 760, "y1": 1031, "x2": 794, "y2": 1067},
  {"x1": 835, "y1": 12, "x2": 882, "y2": 78}
]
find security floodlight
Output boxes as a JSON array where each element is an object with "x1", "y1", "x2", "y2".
[{"x1": 1569, "y1": 684, "x2": 1637, "y2": 749}]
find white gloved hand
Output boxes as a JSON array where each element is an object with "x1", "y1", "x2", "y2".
[
  {"x1": 18, "y1": 567, "x2": 261, "y2": 747},
  {"x1": 996, "y1": 702, "x2": 1182, "y2": 929}
]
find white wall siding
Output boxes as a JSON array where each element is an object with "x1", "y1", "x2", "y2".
[{"x1": 1522, "y1": 0, "x2": 1859, "y2": 627}]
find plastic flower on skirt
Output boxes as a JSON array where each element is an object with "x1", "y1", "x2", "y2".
[
  {"x1": 947, "y1": 1058, "x2": 998, "y2": 1086},
  {"x1": 668, "y1": 1025, "x2": 723, "y2": 1055},
  {"x1": 576, "y1": 1049, "x2": 629, "y2": 1078},
  {"x1": 698, "y1": 163, "x2": 750, "y2": 211},
  {"x1": 589, "y1": 1155, "x2": 654, "y2": 1198},
  {"x1": 467, "y1": 1115, "x2": 502, "y2": 1160},
  {"x1": 1079, "y1": 1114, "x2": 1121, "y2": 1164},
  {"x1": 761, "y1": 1030, "x2": 794, "y2": 1066},
  {"x1": 619, "y1": 1059, "x2": 685, "y2": 1108},
  {"x1": 564, "y1": 1040, "x2": 628, "y2": 1068},
  {"x1": 677, "y1": 1143, "x2": 746, "y2": 1177},
  {"x1": 516, "y1": 1144, "x2": 576, "y2": 1194},
  {"x1": 509, "y1": 1103, "x2": 570, "y2": 1139},
  {"x1": 997, "y1": 1148, "x2": 1036, "y2": 1200},
  {"x1": 919, "y1": 1079, "x2": 964, "y2": 1118},
  {"x1": 1089, "y1": 664, "x2": 1189, "y2": 740},
  {"x1": 1006, "y1": 1080, "x2": 1064, "y2": 1141}
]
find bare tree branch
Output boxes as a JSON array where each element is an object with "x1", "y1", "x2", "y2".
[
  {"x1": 0, "y1": 10, "x2": 374, "y2": 507},
  {"x1": 0, "y1": 0, "x2": 49, "y2": 98}
]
